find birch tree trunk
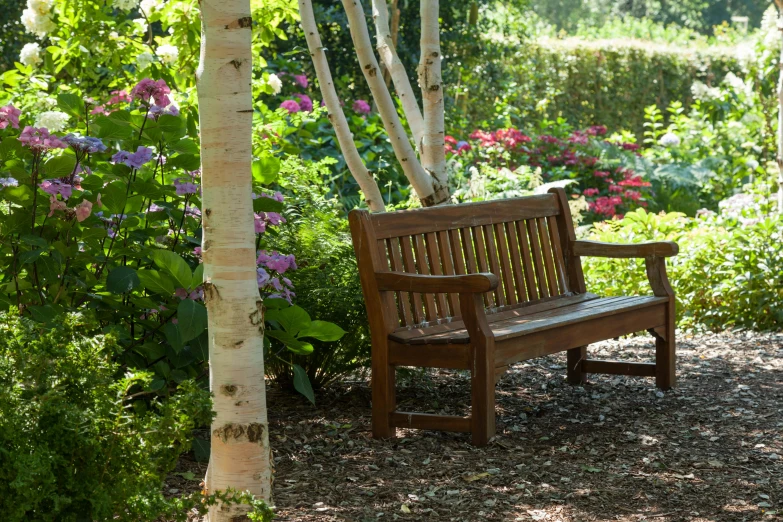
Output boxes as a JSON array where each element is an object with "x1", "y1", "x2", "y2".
[
  {"x1": 417, "y1": 0, "x2": 450, "y2": 205},
  {"x1": 777, "y1": 0, "x2": 783, "y2": 213},
  {"x1": 299, "y1": 0, "x2": 386, "y2": 212},
  {"x1": 197, "y1": 1, "x2": 272, "y2": 519}
]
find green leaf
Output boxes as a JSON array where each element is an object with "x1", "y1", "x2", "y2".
[
  {"x1": 19, "y1": 249, "x2": 44, "y2": 265},
  {"x1": 137, "y1": 269, "x2": 175, "y2": 296},
  {"x1": 193, "y1": 437, "x2": 210, "y2": 462},
  {"x1": 100, "y1": 180, "x2": 128, "y2": 214},
  {"x1": 191, "y1": 263, "x2": 204, "y2": 289},
  {"x1": 253, "y1": 196, "x2": 285, "y2": 213},
  {"x1": 292, "y1": 364, "x2": 315, "y2": 405},
  {"x1": 170, "y1": 138, "x2": 200, "y2": 154},
  {"x1": 42, "y1": 155, "x2": 77, "y2": 178},
  {"x1": 20, "y1": 234, "x2": 48, "y2": 249},
  {"x1": 298, "y1": 320, "x2": 346, "y2": 342},
  {"x1": 263, "y1": 297, "x2": 290, "y2": 310},
  {"x1": 28, "y1": 304, "x2": 57, "y2": 324},
  {"x1": 265, "y1": 305, "x2": 311, "y2": 335},
  {"x1": 158, "y1": 114, "x2": 185, "y2": 135},
  {"x1": 166, "y1": 153, "x2": 201, "y2": 171},
  {"x1": 252, "y1": 153, "x2": 280, "y2": 184},
  {"x1": 94, "y1": 116, "x2": 134, "y2": 140},
  {"x1": 265, "y1": 329, "x2": 314, "y2": 355},
  {"x1": 80, "y1": 174, "x2": 104, "y2": 191},
  {"x1": 150, "y1": 250, "x2": 193, "y2": 289},
  {"x1": 163, "y1": 322, "x2": 183, "y2": 352},
  {"x1": 57, "y1": 92, "x2": 84, "y2": 117},
  {"x1": 106, "y1": 266, "x2": 141, "y2": 294},
  {"x1": 177, "y1": 299, "x2": 208, "y2": 343},
  {"x1": 190, "y1": 331, "x2": 209, "y2": 361}
]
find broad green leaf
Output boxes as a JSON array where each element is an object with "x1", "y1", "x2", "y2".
[
  {"x1": 28, "y1": 304, "x2": 57, "y2": 324},
  {"x1": 190, "y1": 331, "x2": 209, "y2": 361},
  {"x1": 94, "y1": 116, "x2": 135, "y2": 140},
  {"x1": 297, "y1": 320, "x2": 346, "y2": 342},
  {"x1": 100, "y1": 180, "x2": 128, "y2": 214},
  {"x1": 56, "y1": 92, "x2": 84, "y2": 117},
  {"x1": 20, "y1": 234, "x2": 48, "y2": 249},
  {"x1": 252, "y1": 153, "x2": 280, "y2": 184},
  {"x1": 263, "y1": 297, "x2": 290, "y2": 310},
  {"x1": 177, "y1": 299, "x2": 208, "y2": 343},
  {"x1": 80, "y1": 174, "x2": 104, "y2": 191},
  {"x1": 19, "y1": 249, "x2": 44, "y2": 264},
  {"x1": 151, "y1": 250, "x2": 193, "y2": 289},
  {"x1": 158, "y1": 114, "x2": 185, "y2": 136},
  {"x1": 137, "y1": 268, "x2": 175, "y2": 296},
  {"x1": 170, "y1": 138, "x2": 199, "y2": 154},
  {"x1": 42, "y1": 155, "x2": 77, "y2": 178},
  {"x1": 106, "y1": 266, "x2": 140, "y2": 294},
  {"x1": 163, "y1": 322, "x2": 183, "y2": 352},
  {"x1": 292, "y1": 364, "x2": 315, "y2": 405},
  {"x1": 253, "y1": 197, "x2": 284, "y2": 213},
  {"x1": 166, "y1": 153, "x2": 200, "y2": 171},
  {"x1": 192, "y1": 437, "x2": 210, "y2": 462},
  {"x1": 265, "y1": 305, "x2": 310, "y2": 335},
  {"x1": 191, "y1": 263, "x2": 204, "y2": 289},
  {"x1": 265, "y1": 329, "x2": 313, "y2": 355}
]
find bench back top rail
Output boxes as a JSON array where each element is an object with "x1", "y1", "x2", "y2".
[{"x1": 350, "y1": 190, "x2": 586, "y2": 330}]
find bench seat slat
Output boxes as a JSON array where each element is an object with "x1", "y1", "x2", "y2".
[{"x1": 389, "y1": 295, "x2": 667, "y2": 345}]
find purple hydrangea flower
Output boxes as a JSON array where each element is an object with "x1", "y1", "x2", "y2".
[
  {"x1": 173, "y1": 178, "x2": 199, "y2": 196},
  {"x1": 0, "y1": 177, "x2": 19, "y2": 189},
  {"x1": 294, "y1": 94, "x2": 313, "y2": 112},
  {"x1": 293, "y1": 74, "x2": 308, "y2": 88},
  {"x1": 40, "y1": 179, "x2": 73, "y2": 200},
  {"x1": 18, "y1": 126, "x2": 67, "y2": 151},
  {"x1": 63, "y1": 134, "x2": 107, "y2": 154},
  {"x1": 352, "y1": 99, "x2": 371, "y2": 115},
  {"x1": 279, "y1": 100, "x2": 301, "y2": 114},
  {"x1": 0, "y1": 105, "x2": 21, "y2": 130},
  {"x1": 254, "y1": 213, "x2": 267, "y2": 234},
  {"x1": 112, "y1": 146, "x2": 153, "y2": 169},
  {"x1": 257, "y1": 250, "x2": 297, "y2": 274}
]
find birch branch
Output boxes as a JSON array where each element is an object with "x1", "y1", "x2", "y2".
[
  {"x1": 417, "y1": 0, "x2": 449, "y2": 204},
  {"x1": 341, "y1": 0, "x2": 441, "y2": 206},
  {"x1": 372, "y1": 0, "x2": 425, "y2": 149},
  {"x1": 298, "y1": 0, "x2": 386, "y2": 212}
]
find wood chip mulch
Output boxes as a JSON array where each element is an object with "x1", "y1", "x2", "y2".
[{"x1": 168, "y1": 331, "x2": 783, "y2": 521}]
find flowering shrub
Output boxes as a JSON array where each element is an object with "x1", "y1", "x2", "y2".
[
  {"x1": 583, "y1": 207, "x2": 783, "y2": 331},
  {"x1": 0, "y1": 78, "x2": 342, "y2": 401},
  {"x1": 450, "y1": 125, "x2": 652, "y2": 220}
]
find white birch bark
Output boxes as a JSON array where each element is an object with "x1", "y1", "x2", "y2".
[
  {"x1": 298, "y1": 0, "x2": 386, "y2": 212},
  {"x1": 417, "y1": 0, "x2": 449, "y2": 205},
  {"x1": 372, "y1": 0, "x2": 425, "y2": 149},
  {"x1": 196, "y1": 1, "x2": 272, "y2": 519},
  {"x1": 340, "y1": 0, "x2": 442, "y2": 206}
]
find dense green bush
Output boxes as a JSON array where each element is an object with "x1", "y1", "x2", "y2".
[
  {"x1": 583, "y1": 206, "x2": 783, "y2": 331},
  {"x1": 0, "y1": 313, "x2": 212, "y2": 521},
  {"x1": 457, "y1": 38, "x2": 744, "y2": 138}
]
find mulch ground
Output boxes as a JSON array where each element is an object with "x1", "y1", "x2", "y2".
[{"x1": 168, "y1": 331, "x2": 783, "y2": 521}]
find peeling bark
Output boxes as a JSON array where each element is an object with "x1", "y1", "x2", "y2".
[
  {"x1": 418, "y1": 0, "x2": 450, "y2": 205},
  {"x1": 197, "y1": 0, "x2": 272, "y2": 519},
  {"x1": 298, "y1": 0, "x2": 387, "y2": 212}
]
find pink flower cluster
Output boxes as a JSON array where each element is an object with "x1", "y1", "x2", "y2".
[
  {"x1": 0, "y1": 105, "x2": 21, "y2": 130},
  {"x1": 352, "y1": 99, "x2": 371, "y2": 115},
  {"x1": 444, "y1": 136, "x2": 471, "y2": 155},
  {"x1": 256, "y1": 250, "x2": 297, "y2": 303},
  {"x1": 18, "y1": 126, "x2": 68, "y2": 151},
  {"x1": 253, "y1": 211, "x2": 285, "y2": 234},
  {"x1": 131, "y1": 78, "x2": 171, "y2": 107},
  {"x1": 91, "y1": 90, "x2": 132, "y2": 115}
]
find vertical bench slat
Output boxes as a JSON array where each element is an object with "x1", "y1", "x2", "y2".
[
  {"x1": 425, "y1": 232, "x2": 450, "y2": 319},
  {"x1": 547, "y1": 215, "x2": 569, "y2": 294},
  {"x1": 438, "y1": 230, "x2": 461, "y2": 318},
  {"x1": 471, "y1": 226, "x2": 496, "y2": 308},
  {"x1": 505, "y1": 221, "x2": 528, "y2": 302},
  {"x1": 450, "y1": 228, "x2": 468, "y2": 275},
  {"x1": 399, "y1": 235, "x2": 425, "y2": 324},
  {"x1": 388, "y1": 237, "x2": 414, "y2": 326},
  {"x1": 482, "y1": 224, "x2": 506, "y2": 307},
  {"x1": 413, "y1": 234, "x2": 439, "y2": 321},
  {"x1": 536, "y1": 218, "x2": 560, "y2": 297},
  {"x1": 493, "y1": 222, "x2": 517, "y2": 306},
  {"x1": 515, "y1": 220, "x2": 539, "y2": 301}
]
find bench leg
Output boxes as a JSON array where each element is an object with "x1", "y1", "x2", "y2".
[
  {"x1": 372, "y1": 357, "x2": 396, "y2": 439},
  {"x1": 654, "y1": 323, "x2": 676, "y2": 390},
  {"x1": 471, "y1": 338, "x2": 496, "y2": 446},
  {"x1": 567, "y1": 345, "x2": 587, "y2": 385}
]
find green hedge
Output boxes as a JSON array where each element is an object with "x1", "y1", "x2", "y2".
[{"x1": 458, "y1": 38, "x2": 744, "y2": 137}]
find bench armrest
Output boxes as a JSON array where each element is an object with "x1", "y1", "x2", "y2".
[
  {"x1": 375, "y1": 272, "x2": 499, "y2": 294},
  {"x1": 572, "y1": 240, "x2": 679, "y2": 258}
]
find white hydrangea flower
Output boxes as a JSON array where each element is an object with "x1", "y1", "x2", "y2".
[
  {"x1": 140, "y1": 0, "x2": 165, "y2": 13},
  {"x1": 113, "y1": 0, "x2": 140, "y2": 10},
  {"x1": 659, "y1": 132, "x2": 681, "y2": 148},
  {"x1": 27, "y1": 0, "x2": 55, "y2": 16},
  {"x1": 690, "y1": 81, "x2": 721, "y2": 102},
  {"x1": 156, "y1": 44, "x2": 179, "y2": 64},
  {"x1": 34, "y1": 111, "x2": 70, "y2": 132},
  {"x1": 19, "y1": 42, "x2": 43, "y2": 66},
  {"x1": 39, "y1": 97, "x2": 57, "y2": 109},
  {"x1": 136, "y1": 52, "x2": 154, "y2": 70},
  {"x1": 745, "y1": 158, "x2": 759, "y2": 171},
  {"x1": 21, "y1": 8, "x2": 56, "y2": 38},
  {"x1": 132, "y1": 18, "x2": 148, "y2": 34},
  {"x1": 268, "y1": 73, "x2": 282, "y2": 94}
]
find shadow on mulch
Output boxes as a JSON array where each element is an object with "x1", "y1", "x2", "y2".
[{"x1": 169, "y1": 331, "x2": 783, "y2": 521}]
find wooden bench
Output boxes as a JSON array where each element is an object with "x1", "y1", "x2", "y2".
[{"x1": 348, "y1": 188, "x2": 678, "y2": 446}]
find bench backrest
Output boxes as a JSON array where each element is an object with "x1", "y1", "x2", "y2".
[{"x1": 349, "y1": 188, "x2": 586, "y2": 330}]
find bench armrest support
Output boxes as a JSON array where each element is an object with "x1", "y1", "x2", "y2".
[
  {"x1": 572, "y1": 240, "x2": 678, "y2": 259},
  {"x1": 375, "y1": 272, "x2": 499, "y2": 294}
]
